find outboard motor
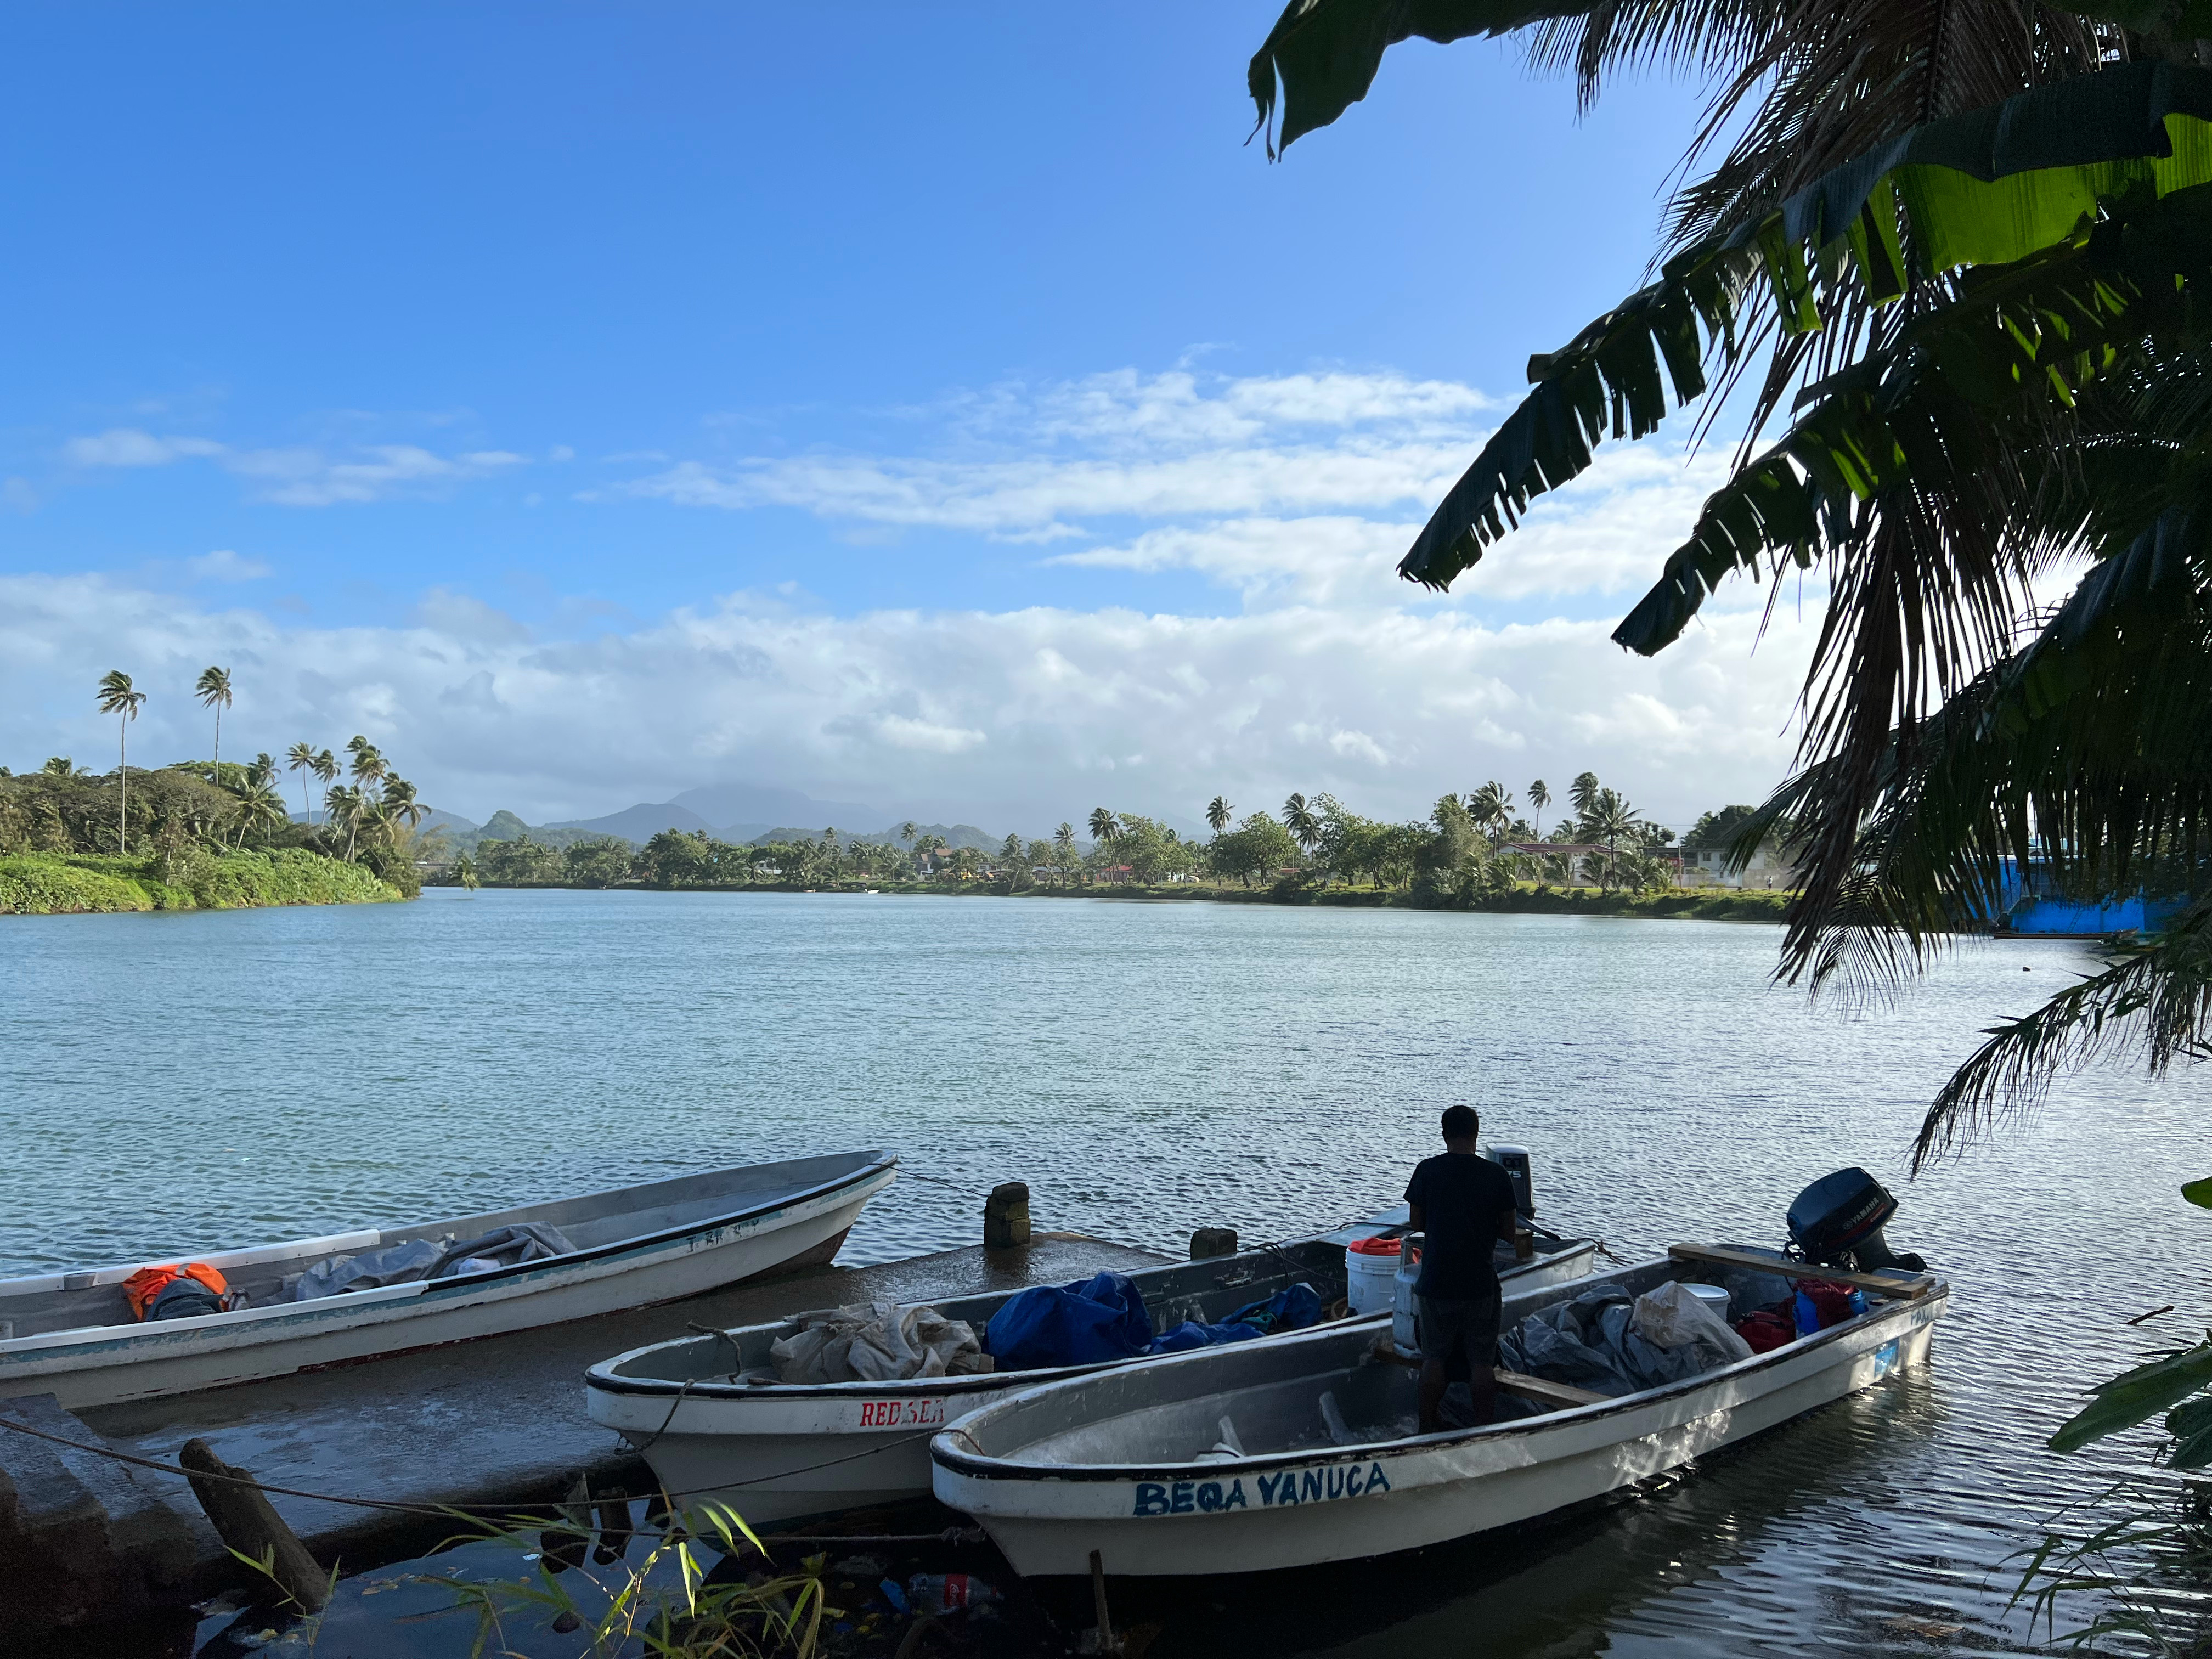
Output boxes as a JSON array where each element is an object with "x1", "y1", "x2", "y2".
[
  {"x1": 1483, "y1": 1144, "x2": 1535, "y2": 1219},
  {"x1": 1786, "y1": 1167, "x2": 1926, "y2": 1274}
]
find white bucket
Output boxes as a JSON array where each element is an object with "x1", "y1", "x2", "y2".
[
  {"x1": 1344, "y1": 1239, "x2": 1402, "y2": 1317},
  {"x1": 1685, "y1": 1283, "x2": 1731, "y2": 1318}
]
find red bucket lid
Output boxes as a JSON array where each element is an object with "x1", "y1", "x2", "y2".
[{"x1": 1347, "y1": 1234, "x2": 1403, "y2": 1256}]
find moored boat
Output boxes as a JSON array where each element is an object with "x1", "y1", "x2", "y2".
[
  {"x1": 0, "y1": 1150, "x2": 896, "y2": 1409},
  {"x1": 585, "y1": 1218, "x2": 1597, "y2": 1526},
  {"x1": 929, "y1": 1246, "x2": 1946, "y2": 1577}
]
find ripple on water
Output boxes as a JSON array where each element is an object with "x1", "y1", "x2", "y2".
[{"x1": 4, "y1": 890, "x2": 2202, "y2": 1655}]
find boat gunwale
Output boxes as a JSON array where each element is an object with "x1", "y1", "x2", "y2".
[
  {"x1": 0, "y1": 1152, "x2": 898, "y2": 1356},
  {"x1": 584, "y1": 1239, "x2": 1601, "y2": 1406},
  {"x1": 928, "y1": 1268, "x2": 1948, "y2": 1487}
]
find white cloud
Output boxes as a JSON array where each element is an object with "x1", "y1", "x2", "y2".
[
  {"x1": 185, "y1": 549, "x2": 272, "y2": 582},
  {"x1": 0, "y1": 573, "x2": 1815, "y2": 833},
  {"x1": 622, "y1": 369, "x2": 1492, "y2": 539},
  {"x1": 58, "y1": 428, "x2": 526, "y2": 506},
  {"x1": 65, "y1": 429, "x2": 226, "y2": 468}
]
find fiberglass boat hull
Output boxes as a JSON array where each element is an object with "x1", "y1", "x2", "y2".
[
  {"x1": 0, "y1": 1152, "x2": 896, "y2": 1409},
  {"x1": 930, "y1": 1260, "x2": 1946, "y2": 1577}
]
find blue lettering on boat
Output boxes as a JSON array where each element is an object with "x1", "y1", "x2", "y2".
[
  {"x1": 1170, "y1": 1481, "x2": 1195, "y2": 1514},
  {"x1": 1256, "y1": 1473, "x2": 1281, "y2": 1505},
  {"x1": 1326, "y1": 1468, "x2": 1345, "y2": 1499},
  {"x1": 1222, "y1": 1479, "x2": 1246, "y2": 1509},
  {"x1": 1197, "y1": 1481, "x2": 1223, "y2": 1512},
  {"x1": 1368, "y1": 1462, "x2": 1390, "y2": 1492},
  {"x1": 1345, "y1": 1465, "x2": 1363, "y2": 1497},
  {"x1": 1133, "y1": 1483, "x2": 1169, "y2": 1516},
  {"x1": 1301, "y1": 1470, "x2": 1323, "y2": 1502}
]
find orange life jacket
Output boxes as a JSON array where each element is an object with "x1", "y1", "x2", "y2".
[{"x1": 121, "y1": 1262, "x2": 229, "y2": 1321}]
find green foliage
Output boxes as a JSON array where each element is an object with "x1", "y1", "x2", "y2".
[
  {"x1": 563, "y1": 836, "x2": 635, "y2": 887},
  {"x1": 0, "y1": 849, "x2": 398, "y2": 914}
]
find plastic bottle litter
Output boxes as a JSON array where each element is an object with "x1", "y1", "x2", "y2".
[{"x1": 905, "y1": 1573, "x2": 1001, "y2": 1616}]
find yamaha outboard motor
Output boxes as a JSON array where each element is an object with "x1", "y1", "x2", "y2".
[{"x1": 1786, "y1": 1167, "x2": 1927, "y2": 1274}]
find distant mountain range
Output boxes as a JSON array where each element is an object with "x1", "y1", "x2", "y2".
[{"x1": 419, "y1": 786, "x2": 1008, "y2": 856}]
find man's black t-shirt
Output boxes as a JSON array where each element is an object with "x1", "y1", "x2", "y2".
[{"x1": 1403, "y1": 1153, "x2": 1518, "y2": 1301}]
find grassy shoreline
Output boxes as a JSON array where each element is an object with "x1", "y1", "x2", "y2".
[
  {"x1": 444, "y1": 875, "x2": 1796, "y2": 922},
  {"x1": 0, "y1": 849, "x2": 405, "y2": 915}
]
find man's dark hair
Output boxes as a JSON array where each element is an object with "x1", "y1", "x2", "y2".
[{"x1": 1441, "y1": 1104, "x2": 1480, "y2": 1142}]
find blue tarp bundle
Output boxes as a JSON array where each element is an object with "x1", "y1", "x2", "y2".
[
  {"x1": 1149, "y1": 1283, "x2": 1325, "y2": 1355},
  {"x1": 983, "y1": 1271, "x2": 1153, "y2": 1371}
]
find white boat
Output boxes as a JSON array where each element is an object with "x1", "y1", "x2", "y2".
[
  {"x1": 586, "y1": 1220, "x2": 1597, "y2": 1526},
  {"x1": 930, "y1": 1246, "x2": 1948, "y2": 1577},
  {"x1": 0, "y1": 1150, "x2": 896, "y2": 1410}
]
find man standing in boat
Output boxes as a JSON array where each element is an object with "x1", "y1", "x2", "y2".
[{"x1": 1404, "y1": 1104, "x2": 1523, "y2": 1433}]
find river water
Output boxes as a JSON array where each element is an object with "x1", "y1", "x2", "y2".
[{"x1": 3, "y1": 889, "x2": 2205, "y2": 1655}]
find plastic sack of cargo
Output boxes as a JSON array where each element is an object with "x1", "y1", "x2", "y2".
[
  {"x1": 770, "y1": 1302, "x2": 991, "y2": 1383},
  {"x1": 1630, "y1": 1281, "x2": 1754, "y2": 1371},
  {"x1": 984, "y1": 1271, "x2": 1152, "y2": 1371}
]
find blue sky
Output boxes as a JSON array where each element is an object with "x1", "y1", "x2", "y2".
[{"x1": 0, "y1": 5, "x2": 1814, "y2": 831}]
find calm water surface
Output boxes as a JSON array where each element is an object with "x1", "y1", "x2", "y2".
[{"x1": 3, "y1": 889, "x2": 2204, "y2": 1655}]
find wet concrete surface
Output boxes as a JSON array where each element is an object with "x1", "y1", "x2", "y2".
[{"x1": 76, "y1": 1235, "x2": 1169, "y2": 1583}]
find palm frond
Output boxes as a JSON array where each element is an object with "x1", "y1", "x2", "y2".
[{"x1": 1913, "y1": 895, "x2": 2212, "y2": 1168}]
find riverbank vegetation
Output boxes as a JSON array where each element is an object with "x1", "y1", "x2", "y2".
[
  {"x1": 0, "y1": 667, "x2": 434, "y2": 913},
  {"x1": 446, "y1": 771, "x2": 1791, "y2": 920}
]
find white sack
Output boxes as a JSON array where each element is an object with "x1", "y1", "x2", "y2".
[
  {"x1": 769, "y1": 1301, "x2": 992, "y2": 1384},
  {"x1": 1630, "y1": 1282, "x2": 1755, "y2": 1363}
]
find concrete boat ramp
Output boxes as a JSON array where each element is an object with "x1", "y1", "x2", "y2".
[{"x1": 0, "y1": 1234, "x2": 1169, "y2": 1649}]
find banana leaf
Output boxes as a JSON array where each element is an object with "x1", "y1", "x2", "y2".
[
  {"x1": 1246, "y1": 0, "x2": 1594, "y2": 156},
  {"x1": 1401, "y1": 64, "x2": 2212, "y2": 592},
  {"x1": 2050, "y1": 1341, "x2": 2212, "y2": 1453}
]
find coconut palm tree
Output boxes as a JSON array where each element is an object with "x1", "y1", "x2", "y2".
[
  {"x1": 324, "y1": 785, "x2": 364, "y2": 861},
  {"x1": 1527, "y1": 780, "x2": 1550, "y2": 839},
  {"x1": 311, "y1": 749, "x2": 338, "y2": 825},
  {"x1": 1087, "y1": 806, "x2": 1118, "y2": 845},
  {"x1": 1053, "y1": 822, "x2": 1076, "y2": 884},
  {"x1": 382, "y1": 776, "x2": 426, "y2": 830},
  {"x1": 41, "y1": 756, "x2": 77, "y2": 778},
  {"x1": 1283, "y1": 793, "x2": 1321, "y2": 855},
  {"x1": 286, "y1": 742, "x2": 317, "y2": 823},
  {"x1": 94, "y1": 670, "x2": 146, "y2": 854},
  {"x1": 232, "y1": 778, "x2": 288, "y2": 848},
  {"x1": 899, "y1": 820, "x2": 917, "y2": 848},
  {"x1": 194, "y1": 667, "x2": 233, "y2": 766},
  {"x1": 1470, "y1": 781, "x2": 1515, "y2": 843},
  {"x1": 1206, "y1": 795, "x2": 1233, "y2": 834},
  {"x1": 347, "y1": 738, "x2": 388, "y2": 793}
]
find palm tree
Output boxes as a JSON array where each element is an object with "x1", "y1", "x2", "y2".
[
  {"x1": 1206, "y1": 795, "x2": 1233, "y2": 834},
  {"x1": 286, "y1": 742, "x2": 317, "y2": 823},
  {"x1": 311, "y1": 749, "x2": 338, "y2": 825},
  {"x1": 41, "y1": 756, "x2": 76, "y2": 778},
  {"x1": 1470, "y1": 781, "x2": 1514, "y2": 843},
  {"x1": 1282, "y1": 793, "x2": 1321, "y2": 854},
  {"x1": 1087, "y1": 806, "x2": 1118, "y2": 846},
  {"x1": 1527, "y1": 780, "x2": 1550, "y2": 839},
  {"x1": 1568, "y1": 773, "x2": 1601, "y2": 832},
  {"x1": 1053, "y1": 822, "x2": 1076, "y2": 885},
  {"x1": 347, "y1": 738, "x2": 388, "y2": 793},
  {"x1": 95, "y1": 670, "x2": 146, "y2": 854},
  {"x1": 899, "y1": 821, "x2": 917, "y2": 847},
  {"x1": 325, "y1": 785, "x2": 364, "y2": 861},
  {"x1": 382, "y1": 776, "x2": 426, "y2": 830},
  {"x1": 232, "y1": 779, "x2": 287, "y2": 848},
  {"x1": 194, "y1": 667, "x2": 233, "y2": 766}
]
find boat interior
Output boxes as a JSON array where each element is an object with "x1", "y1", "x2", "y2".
[
  {"x1": 598, "y1": 1230, "x2": 1590, "y2": 1389},
  {"x1": 959, "y1": 1256, "x2": 1862, "y2": 1467},
  {"x1": 0, "y1": 1150, "x2": 889, "y2": 1341}
]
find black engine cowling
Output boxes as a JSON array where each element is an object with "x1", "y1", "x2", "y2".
[{"x1": 1786, "y1": 1167, "x2": 1926, "y2": 1273}]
